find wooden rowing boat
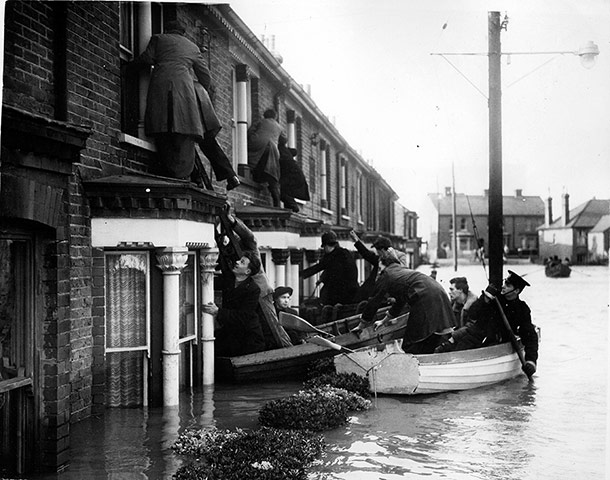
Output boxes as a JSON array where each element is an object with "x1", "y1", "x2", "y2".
[
  {"x1": 215, "y1": 310, "x2": 408, "y2": 382},
  {"x1": 334, "y1": 339, "x2": 527, "y2": 395}
]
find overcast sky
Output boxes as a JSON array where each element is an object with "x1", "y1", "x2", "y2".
[{"x1": 229, "y1": 0, "x2": 610, "y2": 216}]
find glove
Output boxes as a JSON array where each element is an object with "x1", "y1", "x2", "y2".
[
  {"x1": 522, "y1": 361, "x2": 537, "y2": 378},
  {"x1": 373, "y1": 314, "x2": 391, "y2": 331}
]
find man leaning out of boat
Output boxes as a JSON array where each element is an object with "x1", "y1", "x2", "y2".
[{"x1": 362, "y1": 255, "x2": 456, "y2": 354}]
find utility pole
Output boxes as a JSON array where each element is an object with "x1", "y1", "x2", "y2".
[{"x1": 488, "y1": 11, "x2": 504, "y2": 288}]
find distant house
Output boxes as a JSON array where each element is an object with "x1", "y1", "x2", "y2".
[
  {"x1": 538, "y1": 194, "x2": 610, "y2": 265},
  {"x1": 588, "y1": 214, "x2": 610, "y2": 264},
  {"x1": 424, "y1": 188, "x2": 544, "y2": 261}
]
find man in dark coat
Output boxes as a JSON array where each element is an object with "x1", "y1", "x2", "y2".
[
  {"x1": 201, "y1": 251, "x2": 265, "y2": 357},
  {"x1": 499, "y1": 270, "x2": 539, "y2": 377},
  {"x1": 363, "y1": 258, "x2": 456, "y2": 354},
  {"x1": 349, "y1": 230, "x2": 380, "y2": 303},
  {"x1": 247, "y1": 109, "x2": 283, "y2": 206},
  {"x1": 135, "y1": 20, "x2": 239, "y2": 189},
  {"x1": 277, "y1": 136, "x2": 310, "y2": 212},
  {"x1": 300, "y1": 231, "x2": 359, "y2": 306}
]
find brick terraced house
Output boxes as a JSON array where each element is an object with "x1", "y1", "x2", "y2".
[{"x1": 0, "y1": 2, "x2": 420, "y2": 474}]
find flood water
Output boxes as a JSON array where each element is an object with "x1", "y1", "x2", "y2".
[{"x1": 33, "y1": 263, "x2": 608, "y2": 480}]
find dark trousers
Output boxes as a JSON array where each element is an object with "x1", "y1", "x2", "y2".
[{"x1": 198, "y1": 136, "x2": 237, "y2": 181}]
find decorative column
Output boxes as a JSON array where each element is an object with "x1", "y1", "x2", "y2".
[
  {"x1": 305, "y1": 250, "x2": 321, "y2": 296},
  {"x1": 320, "y1": 140, "x2": 328, "y2": 209},
  {"x1": 236, "y1": 64, "x2": 249, "y2": 173},
  {"x1": 137, "y1": 2, "x2": 152, "y2": 139},
  {"x1": 271, "y1": 249, "x2": 290, "y2": 289},
  {"x1": 200, "y1": 247, "x2": 218, "y2": 386},
  {"x1": 156, "y1": 247, "x2": 188, "y2": 407},
  {"x1": 289, "y1": 249, "x2": 303, "y2": 308},
  {"x1": 286, "y1": 110, "x2": 296, "y2": 149}
]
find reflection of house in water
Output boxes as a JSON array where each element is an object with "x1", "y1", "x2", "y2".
[
  {"x1": 0, "y1": 2, "x2": 421, "y2": 475},
  {"x1": 424, "y1": 188, "x2": 544, "y2": 261},
  {"x1": 537, "y1": 194, "x2": 610, "y2": 265}
]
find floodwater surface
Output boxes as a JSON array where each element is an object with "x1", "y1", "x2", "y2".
[{"x1": 33, "y1": 263, "x2": 608, "y2": 480}]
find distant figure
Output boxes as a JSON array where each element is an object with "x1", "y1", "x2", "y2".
[
  {"x1": 363, "y1": 257, "x2": 456, "y2": 354},
  {"x1": 430, "y1": 269, "x2": 438, "y2": 280},
  {"x1": 134, "y1": 20, "x2": 239, "y2": 189},
  {"x1": 300, "y1": 231, "x2": 359, "y2": 306},
  {"x1": 448, "y1": 276, "x2": 478, "y2": 328},
  {"x1": 277, "y1": 136, "x2": 310, "y2": 212},
  {"x1": 248, "y1": 109, "x2": 284, "y2": 206},
  {"x1": 201, "y1": 251, "x2": 265, "y2": 357}
]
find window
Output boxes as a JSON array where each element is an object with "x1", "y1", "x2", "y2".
[
  {"x1": 119, "y1": 2, "x2": 164, "y2": 137},
  {"x1": 233, "y1": 65, "x2": 253, "y2": 169},
  {"x1": 357, "y1": 173, "x2": 364, "y2": 222},
  {"x1": 460, "y1": 218, "x2": 466, "y2": 230},
  {"x1": 0, "y1": 237, "x2": 32, "y2": 379},
  {"x1": 340, "y1": 156, "x2": 348, "y2": 216},
  {"x1": 105, "y1": 252, "x2": 150, "y2": 407}
]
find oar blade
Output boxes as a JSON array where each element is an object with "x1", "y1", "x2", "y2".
[{"x1": 279, "y1": 312, "x2": 329, "y2": 336}]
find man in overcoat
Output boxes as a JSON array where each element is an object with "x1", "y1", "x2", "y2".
[
  {"x1": 363, "y1": 258, "x2": 456, "y2": 354},
  {"x1": 300, "y1": 231, "x2": 359, "y2": 306},
  {"x1": 135, "y1": 20, "x2": 239, "y2": 189},
  {"x1": 247, "y1": 109, "x2": 283, "y2": 206}
]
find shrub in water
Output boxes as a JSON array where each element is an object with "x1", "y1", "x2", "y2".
[
  {"x1": 259, "y1": 386, "x2": 371, "y2": 431},
  {"x1": 304, "y1": 372, "x2": 371, "y2": 399},
  {"x1": 306, "y1": 357, "x2": 335, "y2": 379},
  {"x1": 172, "y1": 426, "x2": 324, "y2": 480}
]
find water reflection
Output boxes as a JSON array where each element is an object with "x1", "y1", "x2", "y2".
[{"x1": 35, "y1": 265, "x2": 607, "y2": 480}]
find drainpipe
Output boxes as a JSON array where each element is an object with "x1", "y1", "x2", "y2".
[
  {"x1": 156, "y1": 247, "x2": 188, "y2": 407},
  {"x1": 200, "y1": 248, "x2": 218, "y2": 385},
  {"x1": 236, "y1": 64, "x2": 249, "y2": 172},
  {"x1": 137, "y1": 3, "x2": 152, "y2": 139}
]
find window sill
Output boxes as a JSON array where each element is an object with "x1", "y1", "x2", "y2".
[
  {"x1": 341, "y1": 215, "x2": 351, "y2": 221},
  {"x1": 119, "y1": 132, "x2": 156, "y2": 152},
  {"x1": 321, "y1": 208, "x2": 333, "y2": 216}
]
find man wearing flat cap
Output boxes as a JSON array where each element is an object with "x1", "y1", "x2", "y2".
[
  {"x1": 372, "y1": 236, "x2": 408, "y2": 267},
  {"x1": 300, "y1": 231, "x2": 359, "y2": 306},
  {"x1": 499, "y1": 270, "x2": 539, "y2": 378}
]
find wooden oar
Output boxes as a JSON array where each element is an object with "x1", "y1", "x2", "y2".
[
  {"x1": 492, "y1": 296, "x2": 527, "y2": 369},
  {"x1": 278, "y1": 311, "x2": 333, "y2": 337},
  {"x1": 307, "y1": 335, "x2": 355, "y2": 353}
]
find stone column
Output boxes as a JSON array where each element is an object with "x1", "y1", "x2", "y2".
[
  {"x1": 289, "y1": 249, "x2": 304, "y2": 308},
  {"x1": 137, "y1": 2, "x2": 152, "y2": 139},
  {"x1": 236, "y1": 64, "x2": 249, "y2": 170},
  {"x1": 156, "y1": 247, "x2": 188, "y2": 407},
  {"x1": 286, "y1": 110, "x2": 296, "y2": 149},
  {"x1": 200, "y1": 247, "x2": 218, "y2": 386},
  {"x1": 305, "y1": 250, "x2": 321, "y2": 296},
  {"x1": 271, "y1": 249, "x2": 290, "y2": 289}
]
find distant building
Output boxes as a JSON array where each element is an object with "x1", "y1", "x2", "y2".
[
  {"x1": 424, "y1": 188, "x2": 544, "y2": 261},
  {"x1": 588, "y1": 214, "x2": 610, "y2": 264},
  {"x1": 538, "y1": 194, "x2": 610, "y2": 265}
]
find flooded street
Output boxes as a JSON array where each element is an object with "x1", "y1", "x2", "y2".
[{"x1": 34, "y1": 264, "x2": 608, "y2": 480}]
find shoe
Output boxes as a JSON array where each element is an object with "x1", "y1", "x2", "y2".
[{"x1": 226, "y1": 176, "x2": 240, "y2": 191}]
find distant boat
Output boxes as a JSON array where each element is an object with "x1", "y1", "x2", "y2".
[
  {"x1": 215, "y1": 310, "x2": 408, "y2": 382},
  {"x1": 545, "y1": 262, "x2": 571, "y2": 278},
  {"x1": 334, "y1": 339, "x2": 526, "y2": 395}
]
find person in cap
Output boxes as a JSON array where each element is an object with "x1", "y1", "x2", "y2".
[
  {"x1": 300, "y1": 231, "x2": 359, "y2": 306},
  {"x1": 372, "y1": 236, "x2": 408, "y2": 267},
  {"x1": 361, "y1": 255, "x2": 456, "y2": 354},
  {"x1": 273, "y1": 286, "x2": 306, "y2": 345},
  {"x1": 499, "y1": 270, "x2": 538, "y2": 378},
  {"x1": 435, "y1": 284, "x2": 505, "y2": 353}
]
